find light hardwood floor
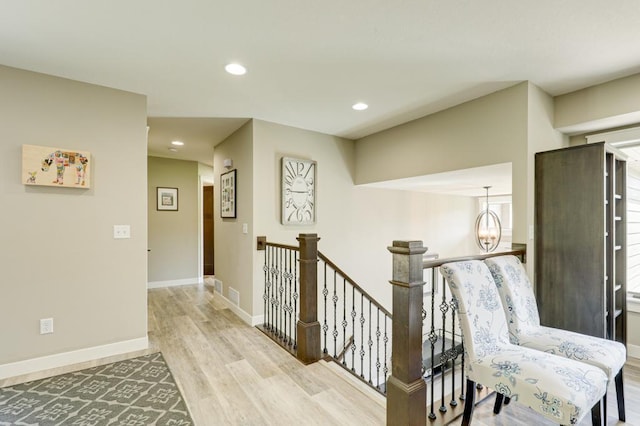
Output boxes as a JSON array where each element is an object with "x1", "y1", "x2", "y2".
[
  {"x1": 2, "y1": 283, "x2": 639, "y2": 425},
  {"x1": 147, "y1": 283, "x2": 386, "y2": 425}
]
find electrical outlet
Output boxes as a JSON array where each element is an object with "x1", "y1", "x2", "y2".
[
  {"x1": 40, "y1": 318, "x2": 53, "y2": 334},
  {"x1": 113, "y1": 225, "x2": 131, "y2": 239}
]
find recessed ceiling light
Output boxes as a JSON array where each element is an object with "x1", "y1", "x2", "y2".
[
  {"x1": 168, "y1": 148, "x2": 178, "y2": 152},
  {"x1": 171, "y1": 140, "x2": 184, "y2": 146},
  {"x1": 352, "y1": 102, "x2": 368, "y2": 111},
  {"x1": 225, "y1": 63, "x2": 247, "y2": 76}
]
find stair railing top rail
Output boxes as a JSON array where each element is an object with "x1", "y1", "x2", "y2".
[
  {"x1": 318, "y1": 251, "x2": 392, "y2": 319},
  {"x1": 422, "y1": 244, "x2": 526, "y2": 270},
  {"x1": 258, "y1": 236, "x2": 299, "y2": 252}
]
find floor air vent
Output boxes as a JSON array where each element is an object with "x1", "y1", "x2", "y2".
[{"x1": 228, "y1": 287, "x2": 240, "y2": 306}]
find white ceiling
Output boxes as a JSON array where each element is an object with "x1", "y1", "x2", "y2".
[
  {"x1": 3, "y1": 1, "x2": 640, "y2": 193},
  {"x1": 147, "y1": 117, "x2": 249, "y2": 164}
]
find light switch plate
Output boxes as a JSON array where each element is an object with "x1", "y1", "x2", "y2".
[
  {"x1": 40, "y1": 318, "x2": 53, "y2": 334},
  {"x1": 114, "y1": 225, "x2": 131, "y2": 239}
]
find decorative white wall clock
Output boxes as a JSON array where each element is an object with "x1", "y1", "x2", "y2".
[{"x1": 282, "y1": 157, "x2": 316, "y2": 225}]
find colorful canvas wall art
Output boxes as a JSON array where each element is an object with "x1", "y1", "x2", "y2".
[{"x1": 22, "y1": 144, "x2": 91, "y2": 188}]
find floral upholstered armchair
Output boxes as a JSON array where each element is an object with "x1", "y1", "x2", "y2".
[
  {"x1": 441, "y1": 260, "x2": 608, "y2": 425},
  {"x1": 485, "y1": 255, "x2": 626, "y2": 421}
]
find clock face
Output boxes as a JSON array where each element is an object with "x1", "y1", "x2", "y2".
[{"x1": 282, "y1": 157, "x2": 315, "y2": 225}]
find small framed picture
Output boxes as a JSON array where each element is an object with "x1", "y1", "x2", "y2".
[
  {"x1": 221, "y1": 169, "x2": 237, "y2": 218},
  {"x1": 157, "y1": 187, "x2": 178, "y2": 211}
]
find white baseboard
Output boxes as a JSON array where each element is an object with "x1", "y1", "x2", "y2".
[
  {"x1": 214, "y1": 292, "x2": 264, "y2": 326},
  {"x1": 627, "y1": 297, "x2": 640, "y2": 313},
  {"x1": 628, "y1": 344, "x2": 640, "y2": 359},
  {"x1": 251, "y1": 314, "x2": 265, "y2": 327},
  {"x1": 0, "y1": 336, "x2": 148, "y2": 380},
  {"x1": 147, "y1": 277, "x2": 201, "y2": 289}
]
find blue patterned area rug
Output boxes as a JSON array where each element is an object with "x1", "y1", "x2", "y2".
[{"x1": 0, "y1": 352, "x2": 194, "y2": 425}]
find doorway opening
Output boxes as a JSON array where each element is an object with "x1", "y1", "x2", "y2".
[{"x1": 203, "y1": 184, "x2": 214, "y2": 276}]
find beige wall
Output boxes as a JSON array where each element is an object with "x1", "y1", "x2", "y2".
[
  {"x1": 355, "y1": 83, "x2": 529, "y2": 246},
  {"x1": 628, "y1": 304, "x2": 640, "y2": 357},
  {"x1": 526, "y1": 83, "x2": 569, "y2": 269},
  {"x1": 0, "y1": 66, "x2": 148, "y2": 373},
  {"x1": 147, "y1": 157, "x2": 199, "y2": 284},
  {"x1": 213, "y1": 121, "x2": 254, "y2": 315},
  {"x1": 249, "y1": 119, "x2": 477, "y2": 317},
  {"x1": 555, "y1": 72, "x2": 640, "y2": 133},
  {"x1": 354, "y1": 83, "x2": 529, "y2": 185}
]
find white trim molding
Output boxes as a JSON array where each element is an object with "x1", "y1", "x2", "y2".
[
  {"x1": 147, "y1": 277, "x2": 202, "y2": 289},
  {"x1": 586, "y1": 126, "x2": 640, "y2": 147},
  {"x1": 211, "y1": 290, "x2": 263, "y2": 326},
  {"x1": 628, "y1": 296, "x2": 640, "y2": 314},
  {"x1": 0, "y1": 337, "x2": 148, "y2": 380},
  {"x1": 217, "y1": 293, "x2": 264, "y2": 326},
  {"x1": 628, "y1": 344, "x2": 640, "y2": 359}
]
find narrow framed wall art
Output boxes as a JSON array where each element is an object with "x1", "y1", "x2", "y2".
[{"x1": 220, "y1": 169, "x2": 237, "y2": 218}]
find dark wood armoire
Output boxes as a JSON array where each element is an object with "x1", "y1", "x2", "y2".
[{"x1": 535, "y1": 142, "x2": 626, "y2": 344}]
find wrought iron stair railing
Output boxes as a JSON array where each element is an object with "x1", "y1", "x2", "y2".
[
  {"x1": 317, "y1": 251, "x2": 391, "y2": 393},
  {"x1": 256, "y1": 234, "x2": 391, "y2": 394},
  {"x1": 256, "y1": 234, "x2": 526, "y2": 426}
]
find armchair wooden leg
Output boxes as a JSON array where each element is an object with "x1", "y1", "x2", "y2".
[
  {"x1": 591, "y1": 399, "x2": 603, "y2": 426},
  {"x1": 615, "y1": 369, "x2": 625, "y2": 421},
  {"x1": 493, "y1": 393, "x2": 504, "y2": 414},
  {"x1": 462, "y1": 378, "x2": 476, "y2": 426}
]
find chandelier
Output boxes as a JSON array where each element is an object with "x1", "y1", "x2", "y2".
[{"x1": 475, "y1": 186, "x2": 502, "y2": 252}]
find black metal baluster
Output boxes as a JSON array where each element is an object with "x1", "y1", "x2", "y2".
[
  {"x1": 460, "y1": 332, "x2": 465, "y2": 401},
  {"x1": 293, "y1": 250, "x2": 298, "y2": 350},
  {"x1": 450, "y1": 295, "x2": 458, "y2": 407},
  {"x1": 272, "y1": 247, "x2": 278, "y2": 336},
  {"x1": 333, "y1": 270, "x2": 338, "y2": 358},
  {"x1": 359, "y1": 292, "x2": 365, "y2": 378},
  {"x1": 428, "y1": 267, "x2": 437, "y2": 420},
  {"x1": 375, "y1": 307, "x2": 381, "y2": 389},
  {"x1": 322, "y1": 262, "x2": 329, "y2": 354},
  {"x1": 368, "y1": 300, "x2": 373, "y2": 384},
  {"x1": 263, "y1": 245, "x2": 269, "y2": 331},
  {"x1": 283, "y1": 249, "x2": 287, "y2": 341},
  {"x1": 383, "y1": 315, "x2": 389, "y2": 395},
  {"x1": 342, "y1": 277, "x2": 347, "y2": 367},
  {"x1": 440, "y1": 281, "x2": 449, "y2": 413},
  {"x1": 286, "y1": 248, "x2": 292, "y2": 347},
  {"x1": 281, "y1": 248, "x2": 286, "y2": 340},
  {"x1": 270, "y1": 246, "x2": 276, "y2": 333},
  {"x1": 281, "y1": 248, "x2": 287, "y2": 343},
  {"x1": 276, "y1": 247, "x2": 282, "y2": 339},
  {"x1": 421, "y1": 305, "x2": 427, "y2": 380},
  {"x1": 351, "y1": 284, "x2": 356, "y2": 371}
]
